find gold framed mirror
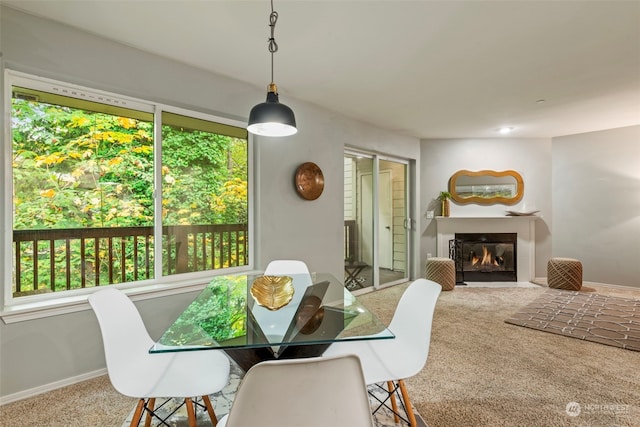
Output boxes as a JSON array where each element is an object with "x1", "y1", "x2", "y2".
[{"x1": 449, "y1": 170, "x2": 524, "y2": 205}]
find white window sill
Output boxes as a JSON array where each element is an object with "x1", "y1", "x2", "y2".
[{"x1": 1, "y1": 269, "x2": 262, "y2": 324}]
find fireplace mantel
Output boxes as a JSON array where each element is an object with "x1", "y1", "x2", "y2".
[{"x1": 435, "y1": 216, "x2": 538, "y2": 282}]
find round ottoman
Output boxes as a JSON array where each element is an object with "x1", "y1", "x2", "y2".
[
  {"x1": 425, "y1": 257, "x2": 455, "y2": 291},
  {"x1": 547, "y1": 257, "x2": 583, "y2": 291}
]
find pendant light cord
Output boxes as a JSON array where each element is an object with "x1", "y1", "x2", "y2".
[{"x1": 268, "y1": 0, "x2": 279, "y2": 85}]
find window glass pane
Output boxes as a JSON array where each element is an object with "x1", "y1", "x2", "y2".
[
  {"x1": 11, "y1": 87, "x2": 155, "y2": 297},
  {"x1": 161, "y1": 112, "x2": 248, "y2": 275}
]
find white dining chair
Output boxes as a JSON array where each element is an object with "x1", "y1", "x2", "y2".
[
  {"x1": 88, "y1": 288, "x2": 231, "y2": 427},
  {"x1": 322, "y1": 278, "x2": 442, "y2": 427},
  {"x1": 264, "y1": 259, "x2": 310, "y2": 276},
  {"x1": 217, "y1": 354, "x2": 374, "y2": 427}
]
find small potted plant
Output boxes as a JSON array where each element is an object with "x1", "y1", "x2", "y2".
[{"x1": 438, "y1": 191, "x2": 452, "y2": 217}]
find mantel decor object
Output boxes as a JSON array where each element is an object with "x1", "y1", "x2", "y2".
[
  {"x1": 295, "y1": 162, "x2": 324, "y2": 200},
  {"x1": 506, "y1": 210, "x2": 539, "y2": 216},
  {"x1": 438, "y1": 191, "x2": 451, "y2": 217}
]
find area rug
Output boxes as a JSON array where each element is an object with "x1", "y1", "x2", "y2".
[
  {"x1": 505, "y1": 288, "x2": 640, "y2": 351},
  {"x1": 122, "y1": 362, "x2": 428, "y2": 427}
]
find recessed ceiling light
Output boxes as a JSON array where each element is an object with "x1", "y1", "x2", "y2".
[{"x1": 498, "y1": 127, "x2": 513, "y2": 134}]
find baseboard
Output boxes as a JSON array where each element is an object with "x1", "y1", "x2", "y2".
[
  {"x1": 0, "y1": 368, "x2": 107, "y2": 406},
  {"x1": 583, "y1": 281, "x2": 639, "y2": 290},
  {"x1": 531, "y1": 277, "x2": 638, "y2": 291}
]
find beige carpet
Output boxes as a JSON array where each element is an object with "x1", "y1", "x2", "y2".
[
  {"x1": 505, "y1": 288, "x2": 640, "y2": 351},
  {"x1": 2, "y1": 282, "x2": 639, "y2": 426},
  {"x1": 118, "y1": 364, "x2": 427, "y2": 427},
  {"x1": 358, "y1": 282, "x2": 640, "y2": 427}
]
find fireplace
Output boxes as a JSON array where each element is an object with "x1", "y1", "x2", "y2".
[
  {"x1": 454, "y1": 233, "x2": 517, "y2": 281},
  {"x1": 436, "y1": 216, "x2": 537, "y2": 282}
]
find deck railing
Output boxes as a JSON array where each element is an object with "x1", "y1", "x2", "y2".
[{"x1": 12, "y1": 224, "x2": 248, "y2": 296}]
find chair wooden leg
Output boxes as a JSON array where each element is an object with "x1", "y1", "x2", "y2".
[
  {"x1": 185, "y1": 398, "x2": 197, "y2": 427},
  {"x1": 398, "y1": 379, "x2": 418, "y2": 427},
  {"x1": 202, "y1": 395, "x2": 218, "y2": 426},
  {"x1": 386, "y1": 381, "x2": 400, "y2": 424},
  {"x1": 130, "y1": 399, "x2": 145, "y2": 427},
  {"x1": 143, "y1": 398, "x2": 156, "y2": 427}
]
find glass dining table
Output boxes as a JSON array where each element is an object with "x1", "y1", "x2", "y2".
[{"x1": 150, "y1": 273, "x2": 394, "y2": 371}]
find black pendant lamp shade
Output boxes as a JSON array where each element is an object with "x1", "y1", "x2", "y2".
[
  {"x1": 248, "y1": 83, "x2": 297, "y2": 137},
  {"x1": 247, "y1": 0, "x2": 297, "y2": 137}
]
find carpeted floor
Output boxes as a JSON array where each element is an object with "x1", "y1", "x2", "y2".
[
  {"x1": 357, "y1": 281, "x2": 640, "y2": 427},
  {"x1": 505, "y1": 288, "x2": 640, "y2": 351},
  {"x1": 118, "y1": 363, "x2": 427, "y2": 427},
  {"x1": 2, "y1": 281, "x2": 639, "y2": 426}
]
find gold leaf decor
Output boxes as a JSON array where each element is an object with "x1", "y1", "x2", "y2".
[{"x1": 250, "y1": 275, "x2": 295, "y2": 311}]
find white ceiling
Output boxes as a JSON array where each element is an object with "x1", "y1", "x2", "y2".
[{"x1": 3, "y1": 0, "x2": 640, "y2": 139}]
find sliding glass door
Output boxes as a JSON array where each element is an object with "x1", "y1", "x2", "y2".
[
  {"x1": 344, "y1": 153, "x2": 373, "y2": 289},
  {"x1": 344, "y1": 151, "x2": 410, "y2": 290},
  {"x1": 378, "y1": 158, "x2": 409, "y2": 287}
]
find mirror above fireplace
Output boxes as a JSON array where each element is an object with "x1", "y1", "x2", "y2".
[{"x1": 448, "y1": 169, "x2": 524, "y2": 205}]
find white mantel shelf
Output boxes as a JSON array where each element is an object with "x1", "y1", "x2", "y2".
[
  {"x1": 435, "y1": 216, "x2": 538, "y2": 282},
  {"x1": 435, "y1": 216, "x2": 539, "y2": 221}
]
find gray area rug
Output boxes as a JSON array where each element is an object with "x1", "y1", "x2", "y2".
[
  {"x1": 505, "y1": 288, "x2": 640, "y2": 351},
  {"x1": 121, "y1": 362, "x2": 427, "y2": 427}
]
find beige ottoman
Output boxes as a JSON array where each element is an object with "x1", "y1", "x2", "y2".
[
  {"x1": 547, "y1": 257, "x2": 583, "y2": 291},
  {"x1": 425, "y1": 257, "x2": 455, "y2": 291}
]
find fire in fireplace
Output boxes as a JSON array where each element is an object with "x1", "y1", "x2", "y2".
[{"x1": 454, "y1": 233, "x2": 517, "y2": 281}]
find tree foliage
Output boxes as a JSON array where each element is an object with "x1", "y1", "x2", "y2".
[{"x1": 12, "y1": 98, "x2": 248, "y2": 230}]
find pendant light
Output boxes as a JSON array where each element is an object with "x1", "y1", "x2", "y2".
[{"x1": 247, "y1": 0, "x2": 297, "y2": 137}]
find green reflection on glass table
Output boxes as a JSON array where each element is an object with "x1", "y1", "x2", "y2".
[{"x1": 151, "y1": 273, "x2": 394, "y2": 370}]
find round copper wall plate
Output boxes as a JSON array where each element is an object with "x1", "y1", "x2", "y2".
[{"x1": 295, "y1": 162, "x2": 324, "y2": 200}]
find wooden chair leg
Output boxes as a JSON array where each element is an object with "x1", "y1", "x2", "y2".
[
  {"x1": 143, "y1": 398, "x2": 156, "y2": 427},
  {"x1": 386, "y1": 381, "x2": 400, "y2": 424},
  {"x1": 398, "y1": 379, "x2": 418, "y2": 427},
  {"x1": 202, "y1": 395, "x2": 218, "y2": 426},
  {"x1": 130, "y1": 399, "x2": 145, "y2": 427},
  {"x1": 185, "y1": 398, "x2": 197, "y2": 427}
]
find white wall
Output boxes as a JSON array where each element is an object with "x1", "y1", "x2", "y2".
[
  {"x1": 252, "y1": 102, "x2": 419, "y2": 275},
  {"x1": 0, "y1": 7, "x2": 421, "y2": 400},
  {"x1": 420, "y1": 129, "x2": 640, "y2": 288},
  {"x1": 419, "y1": 138, "x2": 553, "y2": 277},
  {"x1": 552, "y1": 125, "x2": 640, "y2": 287}
]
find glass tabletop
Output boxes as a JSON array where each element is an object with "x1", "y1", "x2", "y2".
[{"x1": 150, "y1": 273, "x2": 394, "y2": 354}]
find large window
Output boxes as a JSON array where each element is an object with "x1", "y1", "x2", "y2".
[
  {"x1": 5, "y1": 72, "x2": 250, "y2": 306},
  {"x1": 161, "y1": 112, "x2": 249, "y2": 275}
]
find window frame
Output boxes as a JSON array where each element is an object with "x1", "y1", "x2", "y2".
[{"x1": 1, "y1": 70, "x2": 255, "y2": 323}]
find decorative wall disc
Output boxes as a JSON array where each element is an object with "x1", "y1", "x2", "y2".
[{"x1": 295, "y1": 162, "x2": 324, "y2": 200}]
